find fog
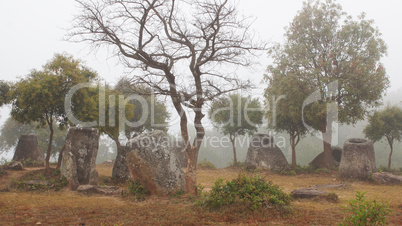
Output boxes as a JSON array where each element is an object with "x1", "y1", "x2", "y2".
[{"x1": 0, "y1": 0, "x2": 401, "y2": 168}]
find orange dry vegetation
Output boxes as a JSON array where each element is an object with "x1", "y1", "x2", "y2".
[{"x1": 0, "y1": 165, "x2": 401, "y2": 225}]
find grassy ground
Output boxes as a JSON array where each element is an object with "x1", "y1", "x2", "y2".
[{"x1": 0, "y1": 164, "x2": 401, "y2": 225}]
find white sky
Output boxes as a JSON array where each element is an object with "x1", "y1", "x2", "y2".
[
  {"x1": 1, "y1": 0, "x2": 401, "y2": 87},
  {"x1": 0, "y1": 0, "x2": 401, "y2": 135}
]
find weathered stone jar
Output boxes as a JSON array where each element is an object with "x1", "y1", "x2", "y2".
[
  {"x1": 339, "y1": 138, "x2": 376, "y2": 180},
  {"x1": 61, "y1": 127, "x2": 99, "y2": 190},
  {"x1": 245, "y1": 134, "x2": 289, "y2": 171},
  {"x1": 13, "y1": 135, "x2": 44, "y2": 165}
]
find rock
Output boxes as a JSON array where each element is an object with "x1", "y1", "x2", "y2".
[
  {"x1": 291, "y1": 188, "x2": 328, "y2": 199},
  {"x1": 245, "y1": 134, "x2": 289, "y2": 171},
  {"x1": 12, "y1": 135, "x2": 44, "y2": 165},
  {"x1": 339, "y1": 138, "x2": 376, "y2": 180},
  {"x1": 309, "y1": 147, "x2": 343, "y2": 169},
  {"x1": 102, "y1": 160, "x2": 115, "y2": 165},
  {"x1": 309, "y1": 183, "x2": 349, "y2": 189},
  {"x1": 77, "y1": 185, "x2": 124, "y2": 196},
  {"x1": 126, "y1": 131, "x2": 186, "y2": 195},
  {"x1": 372, "y1": 172, "x2": 402, "y2": 185},
  {"x1": 5, "y1": 161, "x2": 24, "y2": 170},
  {"x1": 24, "y1": 180, "x2": 49, "y2": 186},
  {"x1": 61, "y1": 127, "x2": 100, "y2": 190}
]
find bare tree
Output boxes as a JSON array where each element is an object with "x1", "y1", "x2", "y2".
[{"x1": 69, "y1": 0, "x2": 264, "y2": 194}]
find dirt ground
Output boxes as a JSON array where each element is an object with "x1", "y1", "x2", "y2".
[{"x1": 0, "y1": 164, "x2": 401, "y2": 225}]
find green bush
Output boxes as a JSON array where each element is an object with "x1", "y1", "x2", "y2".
[
  {"x1": 198, "y1": 159, "x2": 216, "y2": 170},
  {"x1": 53, "y1": 168, "x2": 61, "y2": 176},
  {"x1": 127, "y1": 180, "x2": 148, "y2": 201},
  {"x1": 340, "y1": 191, "x2": 391, "y2": 226},
  {"x1": 198, "y1": 174, "x2": 292, "y2": 211},
  {"x1": 21, "y1": 158, "x2": 44, "y2": 167},
  {"x1": 227, "y1": 161, "x2": 245, "y2": 168},
  {"x1": 0, "y1": 166, "x2": 7, "y2": 178}
]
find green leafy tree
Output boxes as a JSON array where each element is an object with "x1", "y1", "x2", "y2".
[
  {"x1": 97, "y1": 86, "x2": 134, "y2": 180},
  {"x1": 265, "y1": 74, "x2": 308, "y2": 167},
  {"x1": 364, "y1": 106, "x2": 402, "y2": 169},
  {"x1": 9, "y1": 53, "x2": 97, "y2": 170},
  {"x1": 0, "y1": 80, "x2": 10, "y2": 107},
  {"x1": 96, "y1": 80, "x2": 169, "y2": 180},
  {"x1": 0, "y1": 117, "x2": 68, "y2": 159},
  {"x1": 267, "y1": 0, "x2": 389, "y2": 168},
  {"x1": 115, "y1": 78, "x2": 170, "y2": 138},
  {"x1": 209, "y1": 94, "x2": 263, "y2": 166}
]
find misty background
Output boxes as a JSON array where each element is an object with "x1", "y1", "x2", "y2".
[{"x1": 0, "y1": 0, "x2": 401, "y2": 168}]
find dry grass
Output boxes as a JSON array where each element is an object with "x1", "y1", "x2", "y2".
[{"x1": 0, "y1": 164, "x2": 401, "y2": 225}]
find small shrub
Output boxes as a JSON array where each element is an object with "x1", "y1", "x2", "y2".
[
  {"x1": 195, "y1": 184, "x2": 205, "y2": 196},
  {"x1": 276, "y1": 169, "x2": 296, "y2": 176},
  {"x1": 172, "y1": 189, "x2": 186, "y2": 198},
  {"x1": 21, "y1": 158, "x2": 44, "y2": 167},
  {"x1": 53, "y1": 168, "x2": 61, "y2": 176},
  {"x1": 227, "y1": 161, "x2": 245, "y2": 169},
  {"x1": 198, "y1": 159, "x2": 216, "y2": 170},
  {"x1": 198, "y1": 174, "x2": 292, "y2": 212},
  {"x1": 9, "y1": 169, "x2": 68, "y2": 191},
  {"x1": 316, "y1": 192, "x2": 339, "y2": 203},
  {"x1": 340, "y1": 191, "x2": 391, "y2": 226},
  {"x1": 127, "y1": 180, "x2": 148, "y2": 201},
  {"x1": 0, "y1": 166, "x2": 7, "y2": 178},
  {"x1": 314, "y1": 168, "x2": 332, "y2": 174}
]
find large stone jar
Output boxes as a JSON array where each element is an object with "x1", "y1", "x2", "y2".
[{"x1": 339, "y1": 138, "x2": 376, "y2": 180}]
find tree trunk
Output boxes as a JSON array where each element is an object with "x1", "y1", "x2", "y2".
[
  {"x1": 387, "y1": 137, "x2": 393, "y2": 169},
  {"x1": 290, "y1": 135, "x2": 297, "y2": 167},
  {"x1": 229, "y1": 134, "x2": 237, "y2": 166},
  {"x1": 45, "y1": 121, "x2": 54, "y2": 171},
  {"x1": 112, "y1": 139, "x2": 129, "y2": 181},
  {"x1": 321, "y1": 121, "x2": 334, "y2": 168},
  {"x1": 165, "y1": 70, "x2": 204, "y2": 195},
  {"x1": 56, "y1": 146, "x2": 64, "y2": 170},
  {"x1": 185, "y1": 107, "x2": 205, "y2": 195}
]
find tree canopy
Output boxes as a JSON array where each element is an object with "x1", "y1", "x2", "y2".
[
  {"x1": 0, "y1": 80, "x2": 10, "y2": 107},
  {"x1": 94, "y1": 79, "x2": 169, "y2": 180},
  {"x1": 9, "y1": 53, "x2": 98, "y2": 170},
  {"x1": 209, "y1": 94, "x2": 263, "y2": 165},
  {"x1": 266, "y1": 0, "x2": 389, "y2": 167},
  {"x1": 264, "y1": 73, "x2": 309, "y2": 166},
  {"x1": 364, "y1": 106, "x2": 402, "y2": 169}
]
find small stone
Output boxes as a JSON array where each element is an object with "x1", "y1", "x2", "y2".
[
  {"x1": 291, "y1": 188, "x2": 328, "y2": 199},
  {"x1": 5, "y1": 161, "x2": 24, "y2": 170},
  {"x1": 25, "y1": 180, "x2": 49, "y2": 186},
  {"x1": 372, "y1": 172, "x2": 402, "y2": 185},
  {"x1": 77, "y1": 185, "x2": 124, "y2": 196}
]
